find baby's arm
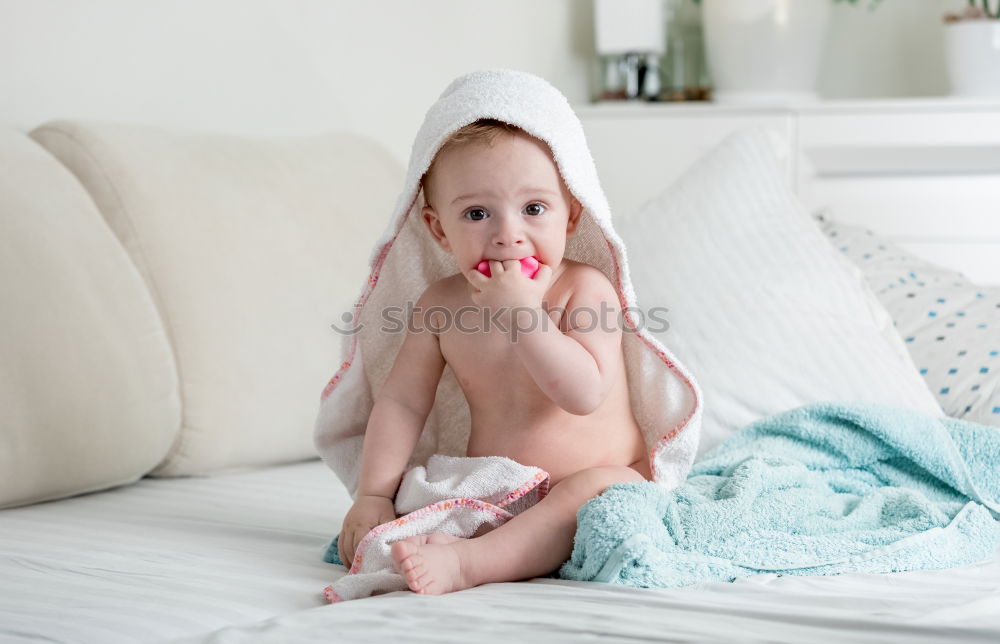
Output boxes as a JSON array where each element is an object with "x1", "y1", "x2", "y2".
[
  {"x1": 356, "y1": 284, "x2": 446, "y2": 499},
  {"x1": 512, "y1": 266, "x2": 622, "y2": 415},
  {"x1": 340, "y1": 285, "x2": 445, "y2": 566}
]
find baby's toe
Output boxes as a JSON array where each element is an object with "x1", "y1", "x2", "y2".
[
  {"x1": 405, "y1": 564, "x2": 430, "y2": 592},
  {"x1": 391, "y1": 540, "x2": 417, "y2": 571},
  {"x1": 409, "y1": 571, "x2": 430, "y2": 590}
]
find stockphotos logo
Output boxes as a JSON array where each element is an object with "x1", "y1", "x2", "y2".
[{"x1": 330, "y1": 301, "x2": 670, "y2": 341}]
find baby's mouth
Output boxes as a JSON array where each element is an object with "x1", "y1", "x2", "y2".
[{"x1": 475, "y1": 255, "x2": 540, "y2": 278}]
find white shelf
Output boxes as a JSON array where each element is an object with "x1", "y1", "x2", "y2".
[
  {"x1": 575, "y1": 96, "x2": 1000, "y2": 117},
  {"x1": 807, "y1": 145, "x2": 1000, "y2": 176}
]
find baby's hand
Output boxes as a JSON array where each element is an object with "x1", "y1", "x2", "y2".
[
  {"x1": 465, "y1": 258, "x2": 553, "y2": 311},
  {"x1": 339, "y1": 494, "x2": 396, "y2": 569}
]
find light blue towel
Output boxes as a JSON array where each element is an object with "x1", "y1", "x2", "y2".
[{"x1": 558, "y1": 401, "x2": 1000, "y2": 587}]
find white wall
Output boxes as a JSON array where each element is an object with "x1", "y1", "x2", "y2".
[
  {"x1": 819, "y1": 0, "x2": 968, "y2": 99},
  {"x1": 0, "y1": 0, "x2": 594, "y2": 163},
  {"x1": 0, "y1": 0, "x2": 973, "y2": 164}
]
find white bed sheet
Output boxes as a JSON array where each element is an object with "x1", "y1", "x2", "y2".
[{"x1": 1, "y1": 459, "x2": 998, "y2": 644}]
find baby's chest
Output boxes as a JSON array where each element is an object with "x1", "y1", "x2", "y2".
[
  {"x1": 435, "y1": 280, "x2": 574, "y2": 393},
  {"x1": 439, "y1": 325, "x2": 521, "y2": 386}
]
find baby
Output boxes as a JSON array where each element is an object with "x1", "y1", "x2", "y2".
[{"x1": 338, "y1": 118, "x2": 651, "y2": 595}]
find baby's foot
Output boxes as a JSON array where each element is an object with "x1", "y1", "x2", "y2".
[{"x1": 390, "y1": 535, "x2": 472, "y2": 595}]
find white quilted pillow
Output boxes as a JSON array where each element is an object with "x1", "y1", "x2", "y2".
[
  {"x1": 816, "y1": 214, "x2": 999, "y2": 428},
  {"x1": 616, "y1": 127, "x2": 943, "y2": 457}
]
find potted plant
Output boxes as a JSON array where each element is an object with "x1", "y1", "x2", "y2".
[
  {"x1": 696, "y1": 0, "x2": 879, "y2": 104},
  {"x1": 943, "y1": 1, "x2": 1000, "y2": 96}
]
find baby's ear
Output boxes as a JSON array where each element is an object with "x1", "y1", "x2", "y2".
[
  {"x1": 422, "y1": 205, "x2": 451, "y2": 252},
  {"x1": 566, "y1": 196, "x2": 583, "y2": 235}
]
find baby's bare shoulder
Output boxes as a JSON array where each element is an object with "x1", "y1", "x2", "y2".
[
  {"x1": 417, "y1": 274, "x2": 464, "y2": 305},
  {"x1": 560, "y1": 260, "x2": 616, "y2": 300},
  {"x1": 412, "y1": 275, "x2": 469, "y2": 330}
]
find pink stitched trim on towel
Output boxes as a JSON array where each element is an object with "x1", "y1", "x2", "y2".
[
  {"x1": 321, "y1": 188, "x2": 426, "y2": 401},
  {"x1": 495, "y1": 470, "x2": 550, "y2": 508},
  {"x1": 604, "y1": 238, "x2": 701, "y2": 481},
  {"x1": 323, "y1": 585, "x2": 343, "y2": 603},
  {"x1": 346, "y1": 497, "x2": 516, "y2": 576},
  {"x1": 320, "y1": 231, "x2": 402, "y2": 401}
]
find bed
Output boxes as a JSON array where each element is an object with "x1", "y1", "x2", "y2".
[
  {"x1": 2, "y1": 105, "x2": 999, "y2": 642},
  {"x1": 2, "y1": 459, "x2": 998, "y2": 643}
]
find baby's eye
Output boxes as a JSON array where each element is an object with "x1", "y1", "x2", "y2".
[
  {"x1": 524, "y1": 203, "x2": 546, "y2": 216},
  {"x1": 465, "y1": 208, "x2": 488, "y2": 221}
]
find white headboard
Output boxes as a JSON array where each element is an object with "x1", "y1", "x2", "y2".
[{"x1": 576, "y1": 99, "x2": 1000, "y2": 286}]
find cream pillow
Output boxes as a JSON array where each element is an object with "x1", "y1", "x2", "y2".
[
  {"x1": 615, "y1": 127, "x2": 943, "y2": 458},
  {"x1": 31, "y1": 121, "x2": 402, "y2": 476},
  {"x1": 0, "y1": 129, "x2": 179, "y2": 508}
]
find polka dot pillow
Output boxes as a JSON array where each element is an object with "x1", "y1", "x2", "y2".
[{"x1": 815, "y1": 212, "x2": 999, "y2": 427}]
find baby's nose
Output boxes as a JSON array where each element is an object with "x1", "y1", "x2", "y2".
[
  {"x1": 493, "y1": 237, "x2": 524, "y2": 247},
  {"x1": 493, "y1": 233, "x2": 525, "y2": 247},
  {"x1": 493, "y1": 215, "x2": 525, "y2": 246}
]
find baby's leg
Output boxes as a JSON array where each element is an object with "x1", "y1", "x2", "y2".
[{"x1": 390, "y1": 464, "x2": 647, "y2": 595}]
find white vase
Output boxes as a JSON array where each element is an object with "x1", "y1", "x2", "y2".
[
  {"x1": 944, "y1": 21, "x2": 1000, "y2": 97},
  {"x1": 701, "y1": 0, "x2": 831, "y2": 104}
]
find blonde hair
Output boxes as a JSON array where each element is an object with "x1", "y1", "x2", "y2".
[{"x1": 421, "y1": 118, "x2": 524, "y2": 209}]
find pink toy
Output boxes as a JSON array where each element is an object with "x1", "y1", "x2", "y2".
[{"x1": 476, "y1": 256, "x2": 540, "y2": 279}]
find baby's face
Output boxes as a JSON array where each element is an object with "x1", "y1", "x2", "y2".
[{"x1": 421, "y1": 131, "x2": 581, "y2": 276}]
